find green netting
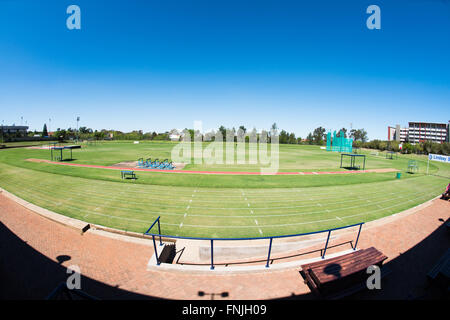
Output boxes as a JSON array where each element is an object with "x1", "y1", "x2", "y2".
[
  {"x1": 326, "y1": 132, "x2": 332, "y2": 151},
  {"x1": 328, "y1": 130, "x2": 353, "y2": 153}
]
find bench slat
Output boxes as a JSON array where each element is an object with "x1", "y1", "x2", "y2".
[
  {"x1": 308, "y1": 250, "x2": 386, "y2": 274},
  {"x1": 311, "y1": 254, "x2": 387, "y2": 285},
  {"x1": 302, "y1": 247, "x2": 380, "y2": 270},
  {"x1": 302, "y1": 248, "x2": 387, "y2": 286}
]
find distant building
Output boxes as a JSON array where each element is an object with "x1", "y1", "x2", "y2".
[
  {"x1": 169, "y1": 134, "x2": 181, "y2": 141},
  {"x1": 0, "y1": 125, "x2": 29, "y2": 136},
  {"x1": 388, "y1": 121, "x2": 449, "y2": 144}
]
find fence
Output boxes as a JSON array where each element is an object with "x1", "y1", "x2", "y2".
[{"x1": 144, "y1": 217, "x2": 364, "y2": 270}]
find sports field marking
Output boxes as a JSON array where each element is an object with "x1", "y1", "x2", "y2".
[
  {"x1": 2, "y1": 172, "x2": 440, "y2": 218},
  {"x1": 161, "y1": 191, "x2": 437, "y2": 229},
  {"x1": 3, "y1": 184, "x2": 441, "y2": 236},
  {"x1": 180, "y1": 189, "x2": 196, "y2": 228},
  {"x1": 0, "y1": 159, "x2": 445, "y2": 238},
  {"x1": 10, "y1": 181, "x2": 429, "y2": 212},
  {"x1": 9, "y1": 179, "x2": 440, "y2": 221},
  {"x1": 9, "y1": 169, "x2": 418, "y2": 201}
]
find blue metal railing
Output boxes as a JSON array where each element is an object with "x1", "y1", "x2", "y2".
[{"x1": 145, "y1": 216, "x2": 364, "y2": 269}]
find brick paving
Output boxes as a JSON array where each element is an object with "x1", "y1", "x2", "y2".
[{"x1": 0, "y1": 192, "x2": 449, "y2": 300}]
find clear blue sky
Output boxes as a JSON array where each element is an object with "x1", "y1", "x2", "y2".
[{"x1": 0, "y1": 0, "x2": 449, "y2": 139}]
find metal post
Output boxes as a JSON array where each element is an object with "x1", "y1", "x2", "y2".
[
  {"x1": 157, "y1": 218, "x2": 162, "y2": 246},
  {"x1": 210, "y1": 240, "x2": 214, "y2": 270},
  {"x1": 152, "y1": 235, "x2": 160, "y2": 265},
  {"x1": 266, "y1": 237, "x2": 273, "y2": 268},
  {"x1": 353, "y1": 224, "x2": 363, "y2": 250},
  {"x1": 322, "y1": 230, "x2": 331, "y2": 259},
  {"x1": 426, "y1": 157, "x2": 429, "y2": 175},
  {"x1": 340, "y1": 154, "x2": 343, "y2": 168}
]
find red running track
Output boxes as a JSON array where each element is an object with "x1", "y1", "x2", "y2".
[{"x1": 26, "y1": 158, "x2": 398, "y2": 176}]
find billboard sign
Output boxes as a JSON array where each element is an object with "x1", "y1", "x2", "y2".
[{"x1": 428, "y1": 153, "x2": 450, "y2": 163}]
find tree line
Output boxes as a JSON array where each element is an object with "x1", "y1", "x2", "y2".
[
  {"x1": 356, "y1": 139, "x2": 450, "y2": 156},
  {"x1": 29, "y1": 123, "x2": 450, "y2": 155}
]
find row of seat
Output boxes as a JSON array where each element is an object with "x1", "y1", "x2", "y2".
[{"x1": 137, "y1": 158, "x2": 176, "y2": 170}]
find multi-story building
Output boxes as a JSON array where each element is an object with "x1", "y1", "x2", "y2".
[
  {"x1": 0, "y1": 125, "x2": 29, "y2": 136},
  {"x1": 388, "y1": 121, "x2": 449, "y2": 144}
]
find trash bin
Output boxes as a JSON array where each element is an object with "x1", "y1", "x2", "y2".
[{"x1": 396, "y1": 172, "x2": 401, "y2": 179}]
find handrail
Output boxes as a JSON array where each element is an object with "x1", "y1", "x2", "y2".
[
  {"x1": 144, "y1": 216, "x2": 364, "y2": 269},
  {"x1": 145, "y1": 216, "x2": 363, "y2": 241}
]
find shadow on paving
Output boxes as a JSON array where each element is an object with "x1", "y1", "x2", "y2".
[
  {"x1": 282, "y1": 206, "x2": 449, "y2": 300},
  {"x1": 1, "y1": 204, "x2": 449, "y2": 300},
  {"x1": 352, "y1": 214, "x2": 449, "y2": 300},
  {"x1": 0, "y1": 222, "x2": 159, "y2": 300}
]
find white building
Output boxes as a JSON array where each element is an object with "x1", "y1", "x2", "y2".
[{"x1": 388, "y1": 121, "x2": 449, "y2": 144}]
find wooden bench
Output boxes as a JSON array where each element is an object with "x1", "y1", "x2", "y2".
[
  {"x1": 301, "y1": 247, "x2": 388, "y2": 298},
  {"x1": 121, "y1": 170, "x2": 136, "y2": 180}
]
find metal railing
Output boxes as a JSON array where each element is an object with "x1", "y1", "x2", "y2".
[{"x1": 144, "y1": 217, "x2": 364, "y2": 270}]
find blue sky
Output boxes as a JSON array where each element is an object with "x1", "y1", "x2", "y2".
[{"x1": 0, "y1": 0, "x2": 449, "y2": 139}]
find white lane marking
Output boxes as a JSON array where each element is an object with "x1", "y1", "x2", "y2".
[{"x1": 336, "y1": 216, "x2": 343, "y2": 221}]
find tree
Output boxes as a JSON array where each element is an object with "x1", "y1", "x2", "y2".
[
  {"x1": 279, "y1": 130, "x2": 289, "y2": 144},
  {"x1": 42, "y1": 124, "x2": 48, "y2": 137},
  {"x1": 306, "y1": 133, "x2": 314, "y2": 145},
  {"x1": 271, "y1": 123, "x2": 278, "y2": 132},
  {"x1": 350, "y1": 129, "x2": 368, "y2": 142},
  {"x1": 218, "y1": 126, "x2": 227, "y2": 141},
  {"x1": 312, "y1": 127, "x2": 326, "y2": 145},
  {"x1": 336, "y1": 128, "x2": 347, "y2": 138},
  {"x1": 288, "y1": 133, "x2": 297, "y2": 144}
]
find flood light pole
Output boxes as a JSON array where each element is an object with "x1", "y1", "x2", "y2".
[{"x1": 76, "y1": 116, "x2": 80, "y2": 142}]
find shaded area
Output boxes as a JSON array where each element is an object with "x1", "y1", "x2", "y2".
[
  {"x1": 284, "y1": 209, "x2": 450, "y2": 300},
  {"x1": 352, "y1": 214, "x2": 450, "y2": 300},
  {"x1": 0, "y1": 222, "x2": 159, "y2": 300}
]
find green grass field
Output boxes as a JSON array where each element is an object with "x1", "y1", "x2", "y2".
[{"x1": 0, "y1": 140, "x2": 448, "y2": 238}]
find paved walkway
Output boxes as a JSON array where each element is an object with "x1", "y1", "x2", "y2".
[
  {"x1": 26, "y1": 158, "x2": 397, "y2": 175},
  {"x1": 0, "y1": 191, "x2": 448, "y2": 299}
]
